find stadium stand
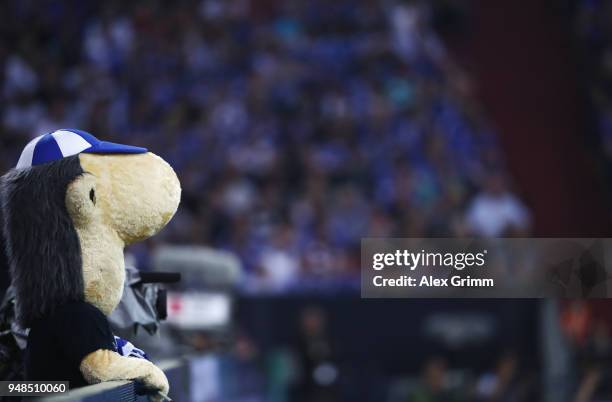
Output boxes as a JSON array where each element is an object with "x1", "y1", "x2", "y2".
[{"x1": 0, "y1": 0, "x2": 527, "y2": 292}]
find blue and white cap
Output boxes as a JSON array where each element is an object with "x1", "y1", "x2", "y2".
[{"x1": 16, "y1": 129, "x2": 147, "y2": 169}]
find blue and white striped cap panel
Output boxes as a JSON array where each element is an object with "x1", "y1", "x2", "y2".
[
  {"x1": 16, "y1": 130, "x2": 92, "y2": 169},
  {"x1": 15, "y1": 129, "x2": 148, "y2": 169}
]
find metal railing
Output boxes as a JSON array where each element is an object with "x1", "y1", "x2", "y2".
[{"x1": 36, "y1": 358, "x2": 189, "y2": 402}]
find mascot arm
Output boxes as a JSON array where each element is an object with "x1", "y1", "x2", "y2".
[{"x1": 80, "y1": 349, "x2": 169, "y2": 395}]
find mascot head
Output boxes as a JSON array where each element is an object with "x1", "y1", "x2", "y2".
[{"x1": 0, "y1": 129, "x2": 181, "y2": 327}]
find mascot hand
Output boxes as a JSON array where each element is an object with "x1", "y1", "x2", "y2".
[
  {"x1": 80, "y1": 349, "x2": 169, "y2": 397},
  {"x1": 141, "y1": 363, "x2": 170, "y2": 401}
]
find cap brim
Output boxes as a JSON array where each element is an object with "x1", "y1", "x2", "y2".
[{"x1": 83, "y1": 141, "x2": 148, "y2": 155}]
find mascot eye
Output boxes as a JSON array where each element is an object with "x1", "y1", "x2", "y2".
[{"x1": 89, "y1": 188, "x2": 96, "y2": 205}]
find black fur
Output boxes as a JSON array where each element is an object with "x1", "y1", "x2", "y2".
[
  {"x1": 0, "y1": 156, "x2": 84, "y2": 327},
  {"x1": 0, "y1": 206, "x2": 10, "y2": 300}
]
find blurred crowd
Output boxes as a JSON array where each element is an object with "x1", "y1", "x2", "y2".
[
  {"x1": 387, "y1": 353, "x2": 536, "y2": 402},
  {"x1": 560, "y1": 301, "x2": 612, "y2": 402},
  {"x1": 0, "y1": 0, "x2": 530, "y2": 291},
  {"x1": 575, "y1": 0, "x2": 612, "y2": 187},
  {"x1": 570, "y1": 4, "x2": 612, "y2": 398},
  {"x1": 182, "y1": 304, "x2": 539, "y2": 402}
]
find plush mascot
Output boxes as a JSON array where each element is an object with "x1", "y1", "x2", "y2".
[{"x1": 0, "y1": 129, "x2": 181, "y2": 400}]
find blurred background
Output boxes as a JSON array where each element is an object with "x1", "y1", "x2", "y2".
[{"x1": 2, "y1": 0, "x2": 612, "y2": 401}]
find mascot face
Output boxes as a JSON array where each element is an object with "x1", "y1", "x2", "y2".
[
  {"x1": 66, "y1": 153, "x2": 181, "y2": 315},
  {"x1": 1, "y1": 130, "x2": 181, "y2": 326}
]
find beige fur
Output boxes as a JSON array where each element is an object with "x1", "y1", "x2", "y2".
[
  {"x1": 80, "y1": 349, "x2": 169, "y2": 395},
  {"x1": 64, "y1": 152, "x2": 181, "y2": 395}
]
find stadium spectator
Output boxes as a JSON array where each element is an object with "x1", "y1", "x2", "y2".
[
  {"x1": 290, "y1": 307, "x2": 339, "y2": 402},
  {"x1": 464, "y1": 172, "x2": 531, "y2": 237},
  {"x1": 406, "y1": 356, "x2": 462, "y2": 402}
]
